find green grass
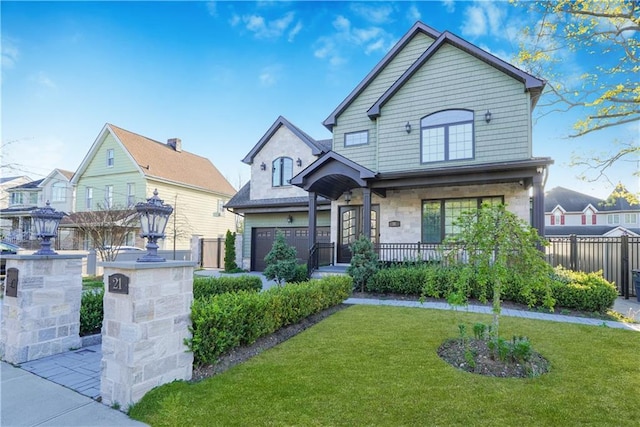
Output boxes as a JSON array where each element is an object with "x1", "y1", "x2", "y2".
[
  {"x1": 130, "y1": 306, "x2": 640, "y2": 426},
  {"x1": 82, "y1": 276, "x2": 103, "y2": 290}
]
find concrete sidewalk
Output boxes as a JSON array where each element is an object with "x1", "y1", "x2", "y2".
[{"x1": 0, "y1": 362, "x2": 147, "y2": 427}]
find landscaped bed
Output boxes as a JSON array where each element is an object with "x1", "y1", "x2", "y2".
[{"x1": 130, "y1": 305, "x2": 640, "y2": 426}]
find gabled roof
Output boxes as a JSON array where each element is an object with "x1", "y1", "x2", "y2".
[
  {"x1": 0, "y1": 176, "x2": 29, "y2": 185},
  {"x1": 323, "y1": 21, "x2": 441, "y2": 131},
  {"x1": 367, "y1": 31, "x2": 546, "y2": 118},
  {"x1": 545, "y1": 225, "x2": 640, "y2": 237},
  {"x1": 8, "y1": 179, "x2": 44, "y2": 190},
  {"x1": 40, "y1": 168, "x2": 74, "y2": 187},
  {"x1": 242, "y1": 116, "x2": 330, "y2": 164},
  {"x1": 544, "y1": 187, "x2": 604, "y2": 213},
  {"x1": 72, "y1": 124, "x2": 236, "y2": 196},
  {"x1": 224, "y1": 181, "x2": 330, "y2": 211}
]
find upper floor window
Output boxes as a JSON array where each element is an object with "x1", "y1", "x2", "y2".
[
  {"x1": 106, "y1": 149, "x2": 114, "y2": 167},
  {"x1": 127, "y1": 183, "x2": 135, "y2": 207},
  {"x1": 551, "y1": 212, "x2": 564, "y2": 225},
  {"x1": 52, "y1": 182, "x2": 66, "y2": 202},
  {"x1": 344, "y1": 131, "x2": 369, "y2": 147},
  {"x1": 218, "y1": 200, "x2": 225, "y2": 216},
  {"x1": 29, "y1": 192, "x2": 38, "y2": 205},
  {"x1": 104, "y1": 185, "x2": 113, "y2": 208},
  {"x1": 272, "y1": 157, "x2": 293, "y2": 187},
  {"x1": 607, "y1": 214, "x2": 620, "y2": 225},
  {"x1": 86, "y1": 187, "x2": 93, "y2": 210},
  {"x1": 421, "y1": 110, "x2": 474, "y2": 163},
  {"x1": 10, "y1": 192, "x2": 24, "y2": 205},
  {"x1": 624, "y1": 213, "x2": 637, "y2": 224}
]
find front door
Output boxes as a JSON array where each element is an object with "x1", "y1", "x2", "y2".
[{"x1": 337, "y1": 205, "x2": 379, "y2": 264}]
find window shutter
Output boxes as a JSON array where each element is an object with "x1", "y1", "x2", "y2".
[
  {"x1": 560, "y1": 215, "x2": 565, "y2": 225},
  {"x1": 592, "y1": 215, "x2": 596, "y2": 225},
  {"x1": 551, "y1": 215, "x2": 555, "y2": 225},
  {"x1": 581, "y1": 215, "x2": 586, "y2": 225}
]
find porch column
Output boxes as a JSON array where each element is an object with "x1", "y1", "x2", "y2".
[
  {"x1": 308, "y1": 191, "x2": 317, "y2": 250},
  {"x1": 532, "y1": 173, "x2": 545, "y2": 237},
  {"x1": 362, "y1": 188, "x2": 371, "y2": 240}
]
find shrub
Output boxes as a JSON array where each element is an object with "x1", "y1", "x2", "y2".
[
  {"x1": 188, "y1": 275, "x2": 352, "y2": 365},
  {"x1": 224, "y1": 230, "x2": 238, "y2": 272},
  {"x1": 264, "y1": 230, "x2": 298, "y2": 285},
  {"x1": 290, "y1": 263, "x2": 309, "y2": 283},
  {"x1": 193, "y1": 275, "x2": 262, "y2": 300},
  {"x1": 80, "y1": 289, "x2": 104, "y2": 336},
  {"x1": 347, "y1": 236, "x2": 379, "y2": 292},
  {"x1": 549, "y1": 267, "x2": 618, "y2": 312}
]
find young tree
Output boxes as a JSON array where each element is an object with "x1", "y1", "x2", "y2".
[
  {"x1": 347, "y1": 236, "x2": 379, "y2": 292},
  {"x1": 263, "y1": 230, "x2": 298, "y2": 285},
  {"x1": 514, "y1": 0, "x2": 639, "y2": 191},
  {"x1": 71, "y1": 203, "x2": 139, "y2": 262},
  {"x1": 447, "y1": 204, "x2": 554, "y2": 336},
  {"x1": 224, "y1": 230, "x2": 238, "y2": 272}
]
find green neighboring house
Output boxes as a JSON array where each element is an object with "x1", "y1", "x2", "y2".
[
  {"x1": 68, "y1": 123, "x2": 237, "y2": 250},
  {"x1": 230, "y1": 21, "x2": 553, "y2": 271}
]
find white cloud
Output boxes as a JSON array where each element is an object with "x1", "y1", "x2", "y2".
[
  {"x1": 2, "y1": 39, "x2": 19, "y2": 69},
  {"x1": 206, "y1": 2, "x2": 217, "y2": 17},
  {"x1": 461, "y1": 5, "x2": 487, "y2": 37},
  {"x1": 258, "y1": 65, "x2": 282, "y2": 87},
  {"x1": 350, "y1": 3, "x2": 395, "y2": 25},
  {"x1": 242, "y1": 11, "x2": 297, "y2": 40},
  {"x1": 229, "y1": 14, "x2": 241, "y2": 27},
  {"x1": 442, "y1": 0, "x2": 455, "y2": 14},
  {"x1": 460, "y1": 1, "x2": 507, "y2": 38},
  {"x1": 33, "y1": 72, "x2": 56, "y2": 89},
  {"x1": 288, "y1": 21, "x2": 303, "y2": 42},
  {"x1": 407, "y1": 5, "x2": 421, "y2": 22}
]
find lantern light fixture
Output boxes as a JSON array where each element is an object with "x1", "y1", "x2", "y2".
[
  {"x1": 405, "y1": 122, "x2": 412, "y2": 134},
  {"x1": 135, "y1": 189, "x2": 173, "y2": 262},
  {"x1": 260, "y1": 162, "x2": 266, "y2": 171},
  {"x1": 485, "y1": 110, "x2": 492, "y2": 123},
  {"x1": 344, "y1": 190, "x2": 352, "y2": 204},
  {"x1": 32, "y1": 201, "x2": 65, "y2": 255},
  {"x1": 296, "y1": 158, "x2": 302, "y2": 167},
  {"x1": 287, "y1": 215, "x2": 293, "y2": 224}
]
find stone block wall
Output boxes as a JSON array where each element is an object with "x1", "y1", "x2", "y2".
[
  {"x1": 100, "y1": 261, "x2": 194, "y2": 409},
  {"x1": 1, "y1": 255, "x2": 83, "y2": 364}
]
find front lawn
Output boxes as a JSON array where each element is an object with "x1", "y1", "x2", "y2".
[{"x1": 130, "y1": 305, "x2": 640, "y2": 426}]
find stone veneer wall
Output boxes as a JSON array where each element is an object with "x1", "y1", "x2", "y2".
[
  {"x1": 100, "y1": 260, "x2": 195, "y2": 409},
  {"x1": 1, "y1": 255, "x2": 83, "y2": 364}
]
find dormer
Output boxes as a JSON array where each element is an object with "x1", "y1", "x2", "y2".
[
  {"x1": 581, "y1": 204, "x2": 598, "y2": 225},
  {"x1": 550, "y1": 205, "x2": 566, "y2": 225}
]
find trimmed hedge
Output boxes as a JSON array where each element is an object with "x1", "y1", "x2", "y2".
[
  {"x1": 188, "y1": 275, "x2": 352, "y2": 366},
  {"x1": 367, "y1": 264, "x2": 617, "y2": 313},
  {"x1": 80, "y1": 289, "x2": 104, "y2": 336},
  {"x1": 193, "y1": 275, "x2": 263, "y2": 300}
]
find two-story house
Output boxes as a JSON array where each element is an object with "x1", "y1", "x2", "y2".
[
  {"x1": 68, "y1": 123, "x2": 237, "y2": 250},
  {"x1": 0, "y1": 175, "x2": 32, "y2": 238},
  {"x1": 0, "y1": 169, "x2": 74, "y2": 247},
  {"x1": 545, "y1": 186, "x2": 640, "y2": 236},
  {"x1": 229, "y1": 21, "x2": 553, "y2": 271}
]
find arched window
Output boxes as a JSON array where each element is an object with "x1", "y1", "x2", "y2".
[
  {"x1": 421, "y1": 110, "x2": 474, "y2": 163},
  {"x1": 272, "y1": 157, "x2": 293, "y2": 187}
]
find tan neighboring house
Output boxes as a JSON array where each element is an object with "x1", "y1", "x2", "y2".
[
  {"x1": 67, "y1": 123, "x2": 236, "y2": 250},
  {"x1": 0, "y1": 176, "x2": 32, "y2": 238}
]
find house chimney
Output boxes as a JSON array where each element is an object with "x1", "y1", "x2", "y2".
[{"x1": 167, "y1": 138, "x2": 182, "y2": 152}]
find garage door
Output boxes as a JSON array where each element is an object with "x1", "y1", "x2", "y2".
[{"x1": 251, "y1": 227, "x2": 330, "y2": 271}]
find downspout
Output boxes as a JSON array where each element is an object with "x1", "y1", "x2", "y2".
[{"x1": 375, "y1": 117, "x2": 380, "y2": 171}]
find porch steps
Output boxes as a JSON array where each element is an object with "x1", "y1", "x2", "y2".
[{"x1": 311, "y1": 264, "x2": 349, "y2": 279}]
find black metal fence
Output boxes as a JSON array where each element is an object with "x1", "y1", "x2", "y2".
[{"x1": 546, "y1": 235, "x2": 639, "y2": 298}]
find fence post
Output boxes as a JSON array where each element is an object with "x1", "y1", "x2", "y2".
[
  {"x1": 621, "y1": 234, "x2": 629, "y2": 299},
  {"x1": 569, "y1": 234, "x2": 578, "y2": 271}
]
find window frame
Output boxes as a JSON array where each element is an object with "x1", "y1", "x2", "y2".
[
  {"x1": 86, "y1": 187, "x2": 93, "y2": 210},
  {"x1": 344, "y1": 130, "x2": 369, "y2": 147},
  {"x1": 127, "y1": 183, "x2": 135, "y2": 207},
  {"x1": 10, "y1": 192, "x2": 24, "y2": 205},
  {"x1": 421, "y1": 196, "x2": 504, "y2": 243},
  {"x1": 272, "y1": 157, "x2": 293, "y2": 187},
  {"x1": 624, "y1": 213, "x2": 637, "y2": 224},
  {"x1": 106, "y1": 148, "x2": 115, "y2": 167},
  {"x1": 420, "y1": 109, "x2": 475, "y2": 164},
  {"x1": 607, "y1": 214, "x2": 620, "y2": 225},
  {"x1": 104, "y1": 185, "x2": 113, "y2": 208},
  {"x1": 52, "y1": 182, "x2": 66, "y2": 202}
]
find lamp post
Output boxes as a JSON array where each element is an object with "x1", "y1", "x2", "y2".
[
  {"x1": 32, "y1": 201, "x2": 65, "y2": 255},
  {"x1": 135, "y1": 189, "x2": 173, "y2": 262}
]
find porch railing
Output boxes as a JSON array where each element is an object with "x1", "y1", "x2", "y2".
[
  {"x1": 308, "y1": 242, "x2": 335, "y2": 276},
  {"x1": 374, "y1": 242, "x2": 466, "y2": 265}
]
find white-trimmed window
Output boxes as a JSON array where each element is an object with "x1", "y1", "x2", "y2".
[
  {"x1": 422, "y1": 196, "x2": 502, "y2": 243},
  {"x1": 29, "y1": 192, "x2": 38, "y2": 205},
  {"x1": 344, "y1": 131, "x2": 369, "y2": 147},
  {"x1": 52, "y1": 182, "x2": 66, "y2": 202},
  {"x1": 104, "y1": 185, "x2": 113, "y2": 208},
  {"x1": 218, "y1": 200, "x2": 225, "y2": 216},
  {"x1": 607, "y1": 214, "x2": 620, "y2": 225},
  {"x1": 272, "y1": 157, "x2": 293, "y2": 187},
  {"x1": 106, "y1": 149, "x2": 114, "y2": 167},
  {"x1": 127, "y1": 183, "x2": 135, "y2": 207},
  {"x1": 421, "y1": 110, "x2": 474, "y2": 163},
  {"x1": 86, "y1": 187, "x2": 93, "y2": 210},
  {"x1": 10, "y1": 192, "x2": 24, "y2": 205},
  {"x1": 624, "y1": 213, "x2": 637, "y2": 224}
]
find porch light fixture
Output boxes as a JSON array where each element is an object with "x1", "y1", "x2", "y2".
[
  {"x1": 296, "y1": 158, "x2": 302, "y2": 167},
  {"x1": 260, "y1": 162, "x2": 266, "y2": 171},
  {"x1": 135, "y1": 189, "x2": 173, "y2": 262},
  {"x1": 287, "y1": 215, "x2": 293, "y2": 224},
  {"x1": 344, "y1": 190, "x2": 352, "y2": 204},
  {"x1": 32, "y1": 201, "x2": 65, "y2": 255},
  {"x1": 485, "y1": 110, "x2": 492, "y2": 123},
  {"x1": 405, "y1": 122, "x2": 412, "y2": 133}
]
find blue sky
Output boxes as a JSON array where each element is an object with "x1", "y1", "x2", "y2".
[{"x1": 2, "y1": 0, "x2": 638, "y2": 199}]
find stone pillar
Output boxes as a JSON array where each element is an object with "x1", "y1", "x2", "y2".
[
  {"x1": 100, "y1": 260, "x2": 195, "y2": 409},
  {"x1": 1, "y1": 255, "x2": 83, "y2": 364}
]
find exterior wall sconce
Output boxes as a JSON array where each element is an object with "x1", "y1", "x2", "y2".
[
  {"x1": 485, "y1": 110, "x2": 492, "y2": 123},
  {"x1": 287, "y1": 215, "x2": 293, "y2": 224},
  {"x1": 344, "y1": 190, "x2": 352, "y2": 204},
  {"x1": 32, "y1": 200, "x2": 65, "y2": 255},
  {"x1": 296, "y1": 158, "x2": 302, "y2": 167},
  {"x1": 405, "y1": 122, "x2": 412, "y2": 133},
  {"x1": 260, "y1": 162, "x2": 266, "y2": 171},
  {"x1": 135, "y1": 189, "x2": 173, "y2": 262}
]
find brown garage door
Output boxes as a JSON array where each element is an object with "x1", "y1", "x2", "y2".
[{"x1": 252, "y1": 227, "x2": 330, "y2": 271}]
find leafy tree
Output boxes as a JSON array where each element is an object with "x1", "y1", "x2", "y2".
[
  {"x1": 446, "y1": 204, "x2": 554, "y2": 336},
  {"x1": 263, "y1": 230, "x2": 298, "y2": 285},
  {"x1": 224, "y1": 230, "x2": 238, "y2": 272},
  {"x1": 70, "y1": 203, "x2": 139, "y2": 261},
  {"x1": 514, "y1": 0, "x2": 639, "y2": 192},
  {"x1": 347, "y1": 236, "x2": 379, "y2": 292}
]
